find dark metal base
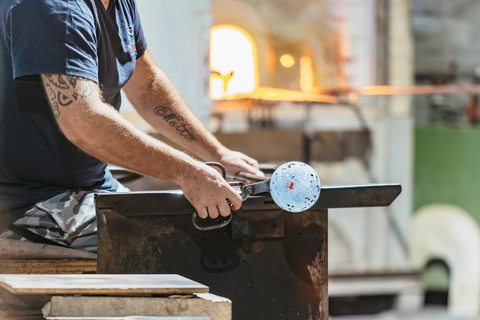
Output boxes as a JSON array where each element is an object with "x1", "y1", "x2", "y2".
[{"x1": 97, "y1": 207, "x2": 328, "y2": 320}]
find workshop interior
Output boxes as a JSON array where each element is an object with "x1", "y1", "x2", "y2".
[{"x1": 2, "y1": 0, "x2": 480, "y2": 319}]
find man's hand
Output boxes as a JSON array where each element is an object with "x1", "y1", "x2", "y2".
[
  {"x1": 217, "y1": 147, "x2": 263, "y2": 177},
  {"x1": 179, "y1": 162, "x2": 242, "y2": 219}
]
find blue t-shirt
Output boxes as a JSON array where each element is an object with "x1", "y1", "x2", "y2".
[{"x1": 0, "y1": 0, "x2": 147, "y2": 226}]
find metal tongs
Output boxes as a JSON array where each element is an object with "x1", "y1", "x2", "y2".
[
  {"x1": 192, "y1": 161, "x2": 322, "y2": 231},
  {"x1": 192, "y1": 162, "x2": 274, "y2": 231}
]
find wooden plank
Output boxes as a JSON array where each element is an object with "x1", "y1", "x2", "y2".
[
  {"x1": 46, "y1": 317, "x2": 210, "y2": 320},
  {"x1": 43, "y1": 295, "x2": 230, "y2": 320},
  {"x1": 0, "y1": 260, "x2": 96, "y2": 274},
  {"x1": 0, "y1": 274, "x2": 209, "y2": 295},
  {"x1": 0, "y1": 315, "x2": 43, "y2": 320},
  {"x1": 0, "y1": 302, "x2": 44, "y2": 318},
  {"x1": 0, "y1": 285, "x2": 51, "y2": 310},
  {"x1": 0, "y1": 239, "x2": 97, "y2": 260}
]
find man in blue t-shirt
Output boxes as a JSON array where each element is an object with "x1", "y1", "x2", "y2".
[{"x1": 0, "y1": 0, "x2": 261, "y2": 251}]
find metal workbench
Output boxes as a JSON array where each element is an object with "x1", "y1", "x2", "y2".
[{"x1": 96, "y1": 184, "x2": 401, "y2": 320}]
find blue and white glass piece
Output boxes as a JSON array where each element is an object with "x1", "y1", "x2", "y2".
[{"x1": 269, "y1": 161, "x2": 321, "y2": 212}]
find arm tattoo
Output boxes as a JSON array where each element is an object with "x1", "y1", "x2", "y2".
[
  {"x1": 154, "y1": 106, "x2": 196, "y2": 142},
  {"x1": 81, "y1": 83, "x2": 93, "y2": 99},
  {"x1": 51, "y1": 102, "x2": 60, "y2": 118},
  {"x1": 72, "y1": 84, "x2": 93, "y2": 100},
  {"x1": 42, "y1": 73, "x2": 95, "y2": 118},
  {"x1": 66, "y1": 75, "x2": 78, "y2": 88},
  {"x1": 44, "y1": 82, "x2": 60, "y2": 118},
  {"x1": 58, "y1": 92, "x2": 73, "y2": 106},
  {"x1": 44, "y1": 83, "x2": 56, "y2": 101},
  {"x1": 45, "y1": 74, "x2": 69, "y2": 89}
]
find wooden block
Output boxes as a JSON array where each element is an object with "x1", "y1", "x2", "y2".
[
  {"x1": 0, "y1": 260, "x2": 97, "y2": 274},
  {"x1": 0, "y1": 285, "x2": 51, "y2": 310},
  {"x1": 0, "y1": 274, "x2": 209, "y2": 296},
  {"x1": 43, "y1": 295, "x2": 230, "y2": 320},
  {"x1": 46, "y1": 317, "x2": 210, "y2": 320},
  {"x1": 0, "y1": 315, "x2": 43, "y2": 320},
  {"x1": 0, "y1": 239, "x2": 97, "y2": 260},
  {"x1": 128, "y1": 318, "x2": 209, "y2": 320},
  {"x1": 0, "y1": 302, "x2": 44, "y2": 319}
]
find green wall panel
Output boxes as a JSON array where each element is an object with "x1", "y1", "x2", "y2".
[{"x1": 414, "y1": 125, "x2": 480, "y2": 225}]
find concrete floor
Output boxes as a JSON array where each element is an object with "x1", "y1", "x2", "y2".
[{"x1": 332, "y1": 307, "x2": 480, "y2": 320}]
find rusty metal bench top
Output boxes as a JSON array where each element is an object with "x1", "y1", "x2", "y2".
[{"x1": 95, "y1": 184, "x2": 401, "y2": 216}]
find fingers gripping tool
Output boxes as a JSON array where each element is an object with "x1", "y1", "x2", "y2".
[{"x1": 192, "y1": 161, "x2": 322, "y2": 231}]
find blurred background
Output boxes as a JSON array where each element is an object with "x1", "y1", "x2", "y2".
[{"x1": 120, "y1": 0, "x2": 480, "y2": 318}]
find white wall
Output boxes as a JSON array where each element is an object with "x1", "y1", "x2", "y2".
[{"x1": 329, "y1": 0, "x2": 377, "y2": 87}]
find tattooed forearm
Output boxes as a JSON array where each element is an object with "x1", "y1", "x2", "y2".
[
  {"x1": 42, "y1": 73, "x2": 96, "y2": 118},
  {"x1": 154, "y1": 106, "x2": 196, "y2": 142}
]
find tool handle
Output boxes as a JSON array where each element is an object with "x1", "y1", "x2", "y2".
[
  {"x1": 191, "y1": 162, "x2": 236, "y2": 231},
  {"x1": 192, "y1": 212, "x2": 232, "y2": 231},
  {"x1": 204, "y1": 162, "x2": 227, "y2": 179}
]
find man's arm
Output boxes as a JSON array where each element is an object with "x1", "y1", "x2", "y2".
[
  {"x1": 41, "y1": 74, "x2": 242, "y2": 219},
  {"x1": 122, "y1": 50, "x2": 262, "y2": 176}
]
